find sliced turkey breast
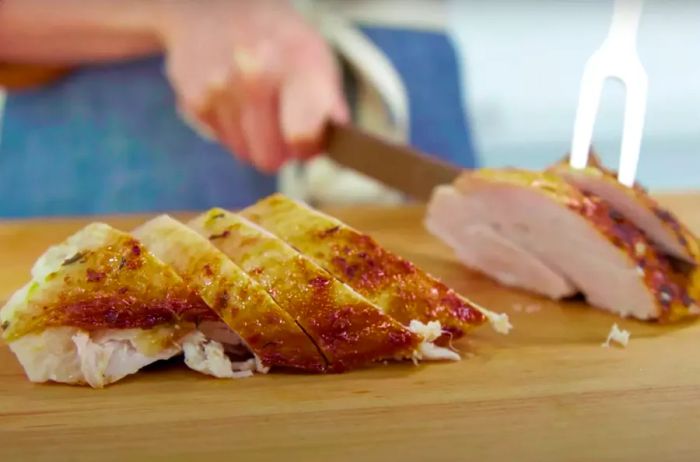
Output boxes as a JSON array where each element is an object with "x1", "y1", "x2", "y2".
[
  {"x1": 189, "y1": 209, "x2": 459, "y2": 371},
  {"x1": 427, "y1": 169, "x2": 697, "y2": 321},
  {"x1": 551, "y1": 155, "x2": 700, "y2": 264},
  {"x1": 426, "y1": 186, "x2": 577, "y2": 300},
  {"x1": 241, "y1": 194, "x2": 510, "y2": 338},
  {"x1": 133, "y1": 215, "x2": 327, "y2": 373},
  {"x1": 0, "y1": 223, "x2": 205, "y2": 387},
  {"x1": 8, "y1": 327, "x2": 183, "y2": 388}
]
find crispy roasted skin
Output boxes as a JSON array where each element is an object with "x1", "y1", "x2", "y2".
[
  {"x1": 460, "y1": 169, "x2": 696, "y2": 322},
  {"x1": 241, "y1": 194, "x2": 486, "y2": 339},
  {"x1": 1, "y1": 225, "x2": 207, "y2": 342},
  {"x1": 134, "y1": 216, "x2": 326, "y2": 373},
  {"x1": 189, "y1": 209, "x2": 421, "y2": 372},
  {"x1": 550, "y1": 154, "x2": 700, "y2": 263}
]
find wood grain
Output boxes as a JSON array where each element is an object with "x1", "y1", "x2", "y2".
[{"x1": 2, "y1": 195, "x2": 700, "y2": 462}]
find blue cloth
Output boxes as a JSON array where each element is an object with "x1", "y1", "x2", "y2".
[
  {"x1": 0, "y1": 57, "x2": 276, "y2": 218},
  {"x1": 0, "y1": 27, "x2": 475, "y2": 218},
  {"x1": 359, "y1": 27, "x2": 477, "y2": 168}
]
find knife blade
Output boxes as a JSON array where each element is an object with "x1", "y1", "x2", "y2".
[{"x1": 324, "y1": 123, "x2": 462, "y2": 201}]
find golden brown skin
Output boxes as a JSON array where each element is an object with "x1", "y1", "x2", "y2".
[
  {"x1": 460, "y1": 169, "x2": 696, "y2": 322},
  {"x1": 134, "y1": 216, "x2": 327, "y2": 373},
  {"x1": 549, "y1": 154, "x2": 700, "y2": 263},
  {"x1": 1, "y1": 228, "x2": 206, "y2": 342},
  {"x1": 189, "y1": 209, "x2": 421, "y2": 372},
  {"x1": 241, "y1": 194, "x2": 486, "y2": 340}
]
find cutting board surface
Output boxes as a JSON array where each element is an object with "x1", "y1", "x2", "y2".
[{"x1": 2, "y1": 196, "x2": 700, "y2": 462}]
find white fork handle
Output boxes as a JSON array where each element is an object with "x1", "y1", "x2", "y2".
[
  {"x1": 618, "y1": 73, "x2": 648, "y2": 186},
  {"x1": 570, "y1": 0, "x2": 646, "y2": 185},
  {"x1": 569, "y1": 65, "x2": 604, "y2": 170},
  {"x1": 605, "y1": 0, "x2": 643, "y2": 51}
]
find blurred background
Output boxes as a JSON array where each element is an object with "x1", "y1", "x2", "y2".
[
  {"x1": 450, "y1": 0, "x2": 700, "y2": 190},
  {"x1": 0, "y1": 0, "x2": 698, "y2": 218}
]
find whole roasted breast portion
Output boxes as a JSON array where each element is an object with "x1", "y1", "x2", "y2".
[
  {"x1": 242, "y1": 194, "x2": 511, "y2": 339},
  {"x1": 426, "y1": 186, "x2": 577, "y2": 300},
  {"x1": 551, "y1": 155, "x2": 700, "y2": 264},
  {"x1": 428, "y1": 169, "x2": 697, "y2": 321}
]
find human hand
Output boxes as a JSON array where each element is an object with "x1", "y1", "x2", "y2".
[{"x1": 158, "y1": 0, "x2": 348, "y2": 173}]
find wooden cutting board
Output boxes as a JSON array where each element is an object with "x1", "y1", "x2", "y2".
[{"x1": 2, "y1": 196, "x2": 700, "y2": 462}]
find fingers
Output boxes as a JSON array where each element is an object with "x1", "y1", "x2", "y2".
[
  {"x1": 212, "y1": 90, "x2": 249, "y2": 162},
  {"x1": 164, "y1": 11, "x2": 345, "y2": 174},
  {"x1": 280, "y1": 64, "x2": 349, "y2": 160},
  {"x1": 183, "y1": 71, "x2": 287, "y2": 172},
  {"x1": 330, "y1": 92, "x2": 350, "y2": 125},
  {"x1": 167, "y1": 44, "x2": 253, "y2": 159},
  {"x1": 239, "y1": 79, "x2": 288, "y2": 173},
  {"x1": 177, "y1": 67, "x2": 343, "y2": 173},
  {"x1": 179, "y1": 84, "x2": 250, "y2": 163}
]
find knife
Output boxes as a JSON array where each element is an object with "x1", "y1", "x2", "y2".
[{"x1": 324, "y1": 123, "x2": 463, "y2": 201}]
